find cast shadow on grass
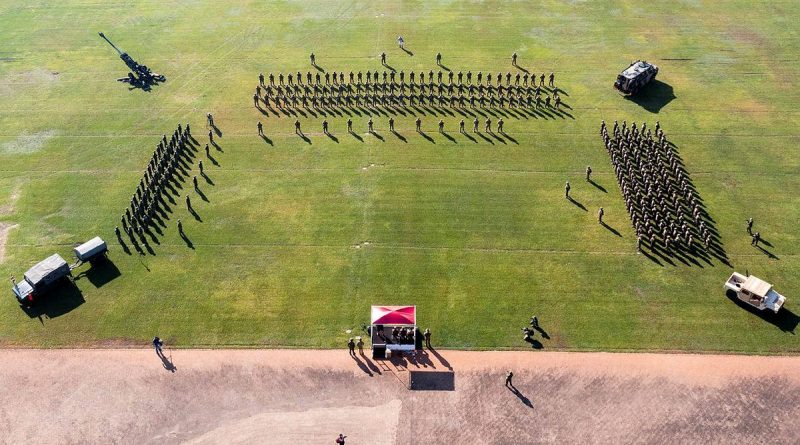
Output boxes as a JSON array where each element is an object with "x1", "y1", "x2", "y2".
[
  {"x1": 567, "y1": 196, "x2": 587, "y2": 211},
  {"x1": 392, "y1": 130, "x2": 407, "y2": 143},
  {"x1": 21, "y1": 280, "x2": 85, "y2": 320},
  {"x1": 589, "y1": 179, "x2": 607, "y2": 193},
  {"x1": 601, "y1": 221, "x2": 622, "y2": 237},
  {"x1": 726, "y1": 291, "x2": 798, "y2": 334},
  {"x1": 625, "y1": 79, "x2": 676, "y2": 113},
  {"x1": 73, "y1": 258, "x2": 122, "y2": 288},
  {"x1": 261, "y1": 134, "x2": 273, "y2": 146}
]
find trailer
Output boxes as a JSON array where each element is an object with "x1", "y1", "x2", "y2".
[{"x1": 74, "y1": 236, "x2": 108, "y2": 264}]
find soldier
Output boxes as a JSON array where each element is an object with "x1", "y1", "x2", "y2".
[
  {"x1": 485, "y1": 117, "x2": 491, "y2": 133},
  {"x1": 208, "y1": 129, "x2": 214, "y2": 143},
  {"x1": 368, "y1": 118, "x2": 374, "y2": 133},
  {"x1": 349, "y1": 336, "x2": 361, "y2": 355},
  {"x1": 198, "y1": 160, "x2": 204, "y2": 176},
  {"x1": 294, "y1": 120, "x2": 301, "y2": 135},
  {"x1": 205, "y1": 143, "x2": 210, "y2": 157},
  {"x1": 322, "y1": 119, "x2": 329, "y2": 134},
  {"x1": 347, "y1": 338, "x2": 356, "y2": 356},
  {"x1": 523, "y1": 327, "x2": 534, "y2": 343},
  {"x1": 459, "y1": 119, "x2": 465, "y2": 133},
  {"x1": 586, "y1": 166, "x2": 592, "y2": 181},
  {"x1": 257, "y1": 121, "x2": 263, "y2": 136},
  {"x1": 512, "y1": 52, "x2": 518, "y2": 66},
  {"x1": 415, "y1": 116, "x2": 422, "y2": 132},
  {"x1": 540, "y1": 73, "x2": 545, "y2": 86},
  {"x1": 438, "y1": 119, "x2": 444, "y2": 133},
  {"x1": 185, "y1": 195, "x2": 192, "y2": 210},
  {"x1": 598, "y1": 207, "x2": 605, "y2": 224},
  {"x1": 636, "y1": 235, "x2": 642, "y2": 252},
  {"x1": 114, "y1": 226, "x2": 121, "y2": 238},
  {"x1": 436, "y1": 52, "x2": 442, "y2": 66},
  {"x1": 347, "y1": 118, "x2": 353, "y2": 133},
  {"x1": 473, "y1": 117, "x2": 479, "y2": 133},
  {"x1": 497, "y1": 118, "x2": 504, "y2": 133},
  {"x1": 310, "y1": 52, "x2": 315, "y2": 65},
  {"x1": 380, "y1": 52, "x2": 386, "y2": 65},
  {"x1": 207, "y1": 112, "x2": 214, "y2": 128},
  {"x1": 278, "y1": 73, "x2": 284, "y2": 85},
  {"x1": 259, "y1": 72, "x2": 265, "y2": 86},
  {"x1": 424, "y1": 328, "x2": 431, "y2": 348},
  {"x1": 505, "y1": 371, "x2": 514, "y2": 388},
  {"x1": 397, "y1": 35, "x2": 405, "y2": 49},
  {"x1": 269, "y1": 73, "x2": 275, "y2": 86},
  {"x1": 565, "y1": 181, "x2": 571, "y2": 199},
  {"x1": 253, "y1": 93, "x2": 259, "y2": 108},
  {"x1": 192, "y1": 175, "x2": 198, "y2": 191},
  {"x1": 751, "y1": 232, "x2": 761, "y2": 246},
  {"x1": 746, "y1": 217, "x2": 753, "y2": 235},
  {"x1": 389, "y1": 117, "x2": 395, "y2": 132},
  {"x1": 554, "y1": 95, "x2": 561, "y2": 110},
  {"x1": 549, "y1": 72, "x2": 555, "y2": 87}
]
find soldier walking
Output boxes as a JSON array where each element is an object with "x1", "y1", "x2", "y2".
[
  {"x1": 389, "y1": 117, "x2": 395, "y2": 132},
  {"x1": 746, "y1": 217, "x2": 753, "y2": 235},
  {"x1": 368, "y1": 117, "x2": 374, "y2": 133},
  {"x1": 751, "y1": 232, "x2": 761, "y2": 246},
  {"x1": 485, "y1": 117, "x2": 491, "y2": 133},
  {"x1": 586, "y1": 166, "x2": 592, "y2": 181},
  {"x1": 565, "y1": 181, "x2": 571, "y2": 199},
  {"x1": 512, "y1": 52, "x2": 518, "y2": 66},
  {"x1": 438, "y1": 119, "x2": 444, "y2": 133},
  {"x1": 257, "y1": 121, "x2": 263, "y2": 136},
  {"x1": 497, "y1": 118, "x2": 504, "y2": 133},
  {"x1": 473, "y1": 117, "x2": 479, "y2": 133},
  {"x1": 424, "y1": 328, "x2": 432, "y2": 348},
  {"x1": 347, "y1": 118, "x2": 353, "y2": 133},
  {"x1": 310, "y1": 53, "x2": 315, "y2": 65},
  {"x1": 322, "y1": 119, "x2": 329, "y2": 134},
  {"x1": 598, "y1": 207, "x2": 605, "y2": 223},
  {"x1": 459, "y1": 119, "x2": 465, "y2": 133},
  {"x1": 416, "y1": 116, "x2": 422, "y2": 132},
  {"x1": 436, "y1": 52, "x2": 442, "y2": 66},
  {"x1": 294, "y1": 120, "x2": 301, "y2": 135},
  {"x1": 505, "y1": 371, "x2": 514, "y2": 388},
  {"x1": 347, "y1": 338, "x2": 356, "y2": 356},
  {"x1": 549, "y1": 72, "x2": 555, "y2": 87},
  {"x1": 207, "y1": 113, "x2": 214, "y2": 128}
]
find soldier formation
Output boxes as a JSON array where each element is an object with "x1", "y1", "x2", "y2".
[
  {"x1": 118, "y1": 124, "x2": 194, "y2": 246},
  {"x1": 600, "y1": 120, "x2": 721, "y2": 258},
  {"x1": 253, "y1": 67, "x2": 560, "y2": 113}
]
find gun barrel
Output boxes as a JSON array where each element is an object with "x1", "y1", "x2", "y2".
[{"x1": 98, "y1": 32, "x2": 123, "y2": 55}]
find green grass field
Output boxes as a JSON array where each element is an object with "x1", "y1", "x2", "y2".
[{"x1": 1, "y1": 1, "x2": 798, "y2": 352}]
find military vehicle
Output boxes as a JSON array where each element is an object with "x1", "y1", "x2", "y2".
[
  {"x1": 614, "y1": 60, "x2": 658, "y2": 95},
  {"x1": 11, "y1": 254, "x2": 72, "y2": 306},
  {"x1": 98, "y1": 32, "x2": 166, "y2": 86},
  {"x1": 724, "y1": 272, "x2": 786, "y2": 314}
]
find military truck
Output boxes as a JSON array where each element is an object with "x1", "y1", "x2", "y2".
[
  {"x1": 724, "y1": 272, "x2": 786, "y2": 314},
  {"x1": 614, "y1": 60, "x2": 659, "y2": 95},
  {"x1": 11, "y1": 254, "x2": 72, "y2": 306}
]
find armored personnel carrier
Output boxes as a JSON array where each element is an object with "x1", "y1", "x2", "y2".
[{"x1": 614, "y1": 60, "x2": 658, "y2": 95}]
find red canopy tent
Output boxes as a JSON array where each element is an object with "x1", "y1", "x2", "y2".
[
  {"x1": 370, "y1": 305, "x2": 418, "y2": 358},
  {"x1": 371, "y1": 305, "x2": 416, "y2": 325}
]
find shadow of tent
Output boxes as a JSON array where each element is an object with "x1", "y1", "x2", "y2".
[
  {"x1": 21, "y1": 279, "x2": 85, "y2": 319},
  {"x1": 74, "y1": 259, "x2": 122, "y2": 288},
  {"x1": 409, "y1": 370, "x2": 455, "y2": 391},
  {"x1": 625, "y1": 79, "x2": 676, "y2": 113},
  {"x1": 727, "y1": 292, "x2": 799, "y2": 333}
]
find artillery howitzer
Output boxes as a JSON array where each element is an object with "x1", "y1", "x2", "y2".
[{"x1": 99, "y1": 32, "x2": 166, "y2": 86}]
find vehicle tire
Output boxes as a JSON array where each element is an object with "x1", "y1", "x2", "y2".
[{"x1": 725, "y1": 289, "x2": 738, "y2": 300}]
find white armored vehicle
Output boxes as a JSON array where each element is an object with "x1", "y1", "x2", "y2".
[{"x1": 724, "y1": 272, "x2": 786, "y2": 313}]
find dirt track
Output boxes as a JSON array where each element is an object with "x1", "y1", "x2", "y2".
[{"x1": 0, "y1": 349, "x2": 798, "y2": 444}]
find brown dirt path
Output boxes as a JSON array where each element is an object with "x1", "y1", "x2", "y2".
[{"x1": 0, "y1": 349, "x2": 798, "y2": 444}]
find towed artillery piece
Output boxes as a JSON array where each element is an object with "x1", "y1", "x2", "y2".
[{"x1": 99, "y1": 32, "x2": 166, "y2": 86}]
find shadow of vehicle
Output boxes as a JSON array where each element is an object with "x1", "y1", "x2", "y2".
[
  {"x1": 74, "y1": 258, "x2": 122, "y2": 288},
  {"x1": 21, "y1": 279, "x2": 85, "y2": 319},
  {"x1": 726, "y1": 291, "x2": 798, "y2": 333},
  {"x1": 625, "y1": 79, "x2": 676, "y2": 113}
]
